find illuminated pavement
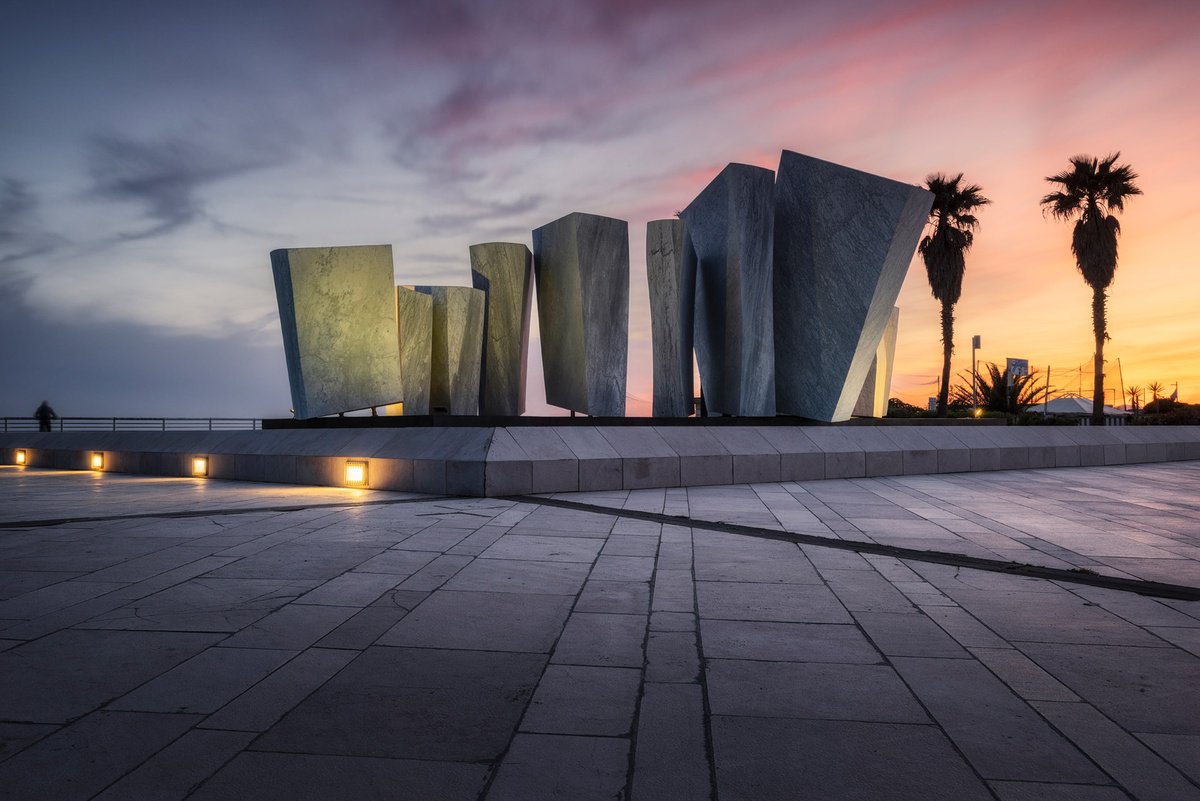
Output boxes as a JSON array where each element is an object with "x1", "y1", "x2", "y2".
[{"x1": 1, "y1": 463, "x2": 1199, "y2": 800}]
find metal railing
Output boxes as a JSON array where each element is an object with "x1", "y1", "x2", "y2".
[{"x1": 2, "y1": 417, "x2": 261, "y2": 433}]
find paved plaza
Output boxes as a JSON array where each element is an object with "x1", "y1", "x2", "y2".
[{"x1": 1, "y1": 462, "x2": 1199, "y2": 800}]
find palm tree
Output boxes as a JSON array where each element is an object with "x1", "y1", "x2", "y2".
[
  {"x1": 1147, "y1": 381, "x2": 1164, "y2": 404},
  {"x1": 1041, "y1": 153, "x2": 1141, "y2": 425},
  {"x1": 919, "y1": 173, "x2": 990, "y2": 416},
  {"x1": 1126, "y1": 385, "x2": 1142, "y2": 414}
]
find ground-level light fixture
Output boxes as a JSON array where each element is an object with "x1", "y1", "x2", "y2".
[
  {"x1": 344, "y1": 460, "x2": 368, "y2": 487},
  {"x1": 15, "y1": 449, "x2": 27, "y2": 465},
  {"x1": 192, "y1": 456, "x2": 209, "y2": 477},
  {"x1": 90, "y1": 452, "x2": 105, "y2": 471}
]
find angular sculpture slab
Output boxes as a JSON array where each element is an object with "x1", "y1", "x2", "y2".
[
  {"x1": 532, "y1": 212, "x2": 629, "y2": 417},
  {"x1": 396, "y1": 286, "x2": 433, "y2": 415},
  {"x1": 853, "y1": 307, "x2": 900, "y2": 418},
  {"x1": 773, "y1": 151, "x2": 933, "y2": 422},
  {"x1": 414, "y1": 286, "x2": 486, "y2": 416},
  {"x1": 679, "y1": 163, "x2": 776, "y2": 417},
  {"x1": 271, "y1": 245, "x2": 403, "y2": 419},
  {"x1": 470, "y1": 243, "x2": 533, "y2": 417},
  {"x1": 646, "y1": 219, "x2": 695, "y2": 417}
]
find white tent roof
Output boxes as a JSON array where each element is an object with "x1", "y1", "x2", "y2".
[{"x1": 1032, "y1": 396, "x2": 1130, "y2": 416}]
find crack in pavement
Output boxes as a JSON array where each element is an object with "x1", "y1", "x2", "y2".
[{"x1": 512, "y1": 494, "x2": 1200, "y2": 603}]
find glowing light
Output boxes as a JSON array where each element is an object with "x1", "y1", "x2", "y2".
[
  {"x1": 973, "y1": 408, "x2": 983, "y2": 418},
  {"x1": 192, "y1": 456, "x2": 209, "y2": 477},
  {"x1": 90, "y1": 452, "x2": 104, "y2": 470},
  {"x1": 345, "y1": 460, "x2": 368, "y2": 486},
  {"x1": 15, "y1": 449, "x2": 27, "y2": 465}
]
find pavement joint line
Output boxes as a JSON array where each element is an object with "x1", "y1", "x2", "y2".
[
  {"x1": 0, "y1": 495, "x2": 453, "y2": 529},
  {"x1": 512, "y1": 495, "x2": 1200, "y2": 603}
]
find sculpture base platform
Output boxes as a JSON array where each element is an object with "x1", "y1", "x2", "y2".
[{"x1": 3, "y1": 425, "x2": 1196, "y2": 498}]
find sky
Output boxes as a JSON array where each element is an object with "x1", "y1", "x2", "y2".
[{"x1": 1, "y1": 0, "x2": 1198, "y2": 419}]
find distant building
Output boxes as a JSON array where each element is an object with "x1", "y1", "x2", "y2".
[{"x1": 1029, "y1": 395, "x2": 1131, "y2": 425}]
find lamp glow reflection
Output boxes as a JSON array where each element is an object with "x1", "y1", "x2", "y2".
[
  {"x1": 15, "y1": 449, "x2": 27, "y2": 465},
  {"x1": 192, "y1": 456, "x2": 209, "y2": 477},
  {"x1": 90, "y1": 452, "x2": 104, "y2": 470},
  {"x1": 345, "y1": 460, "x2": 368, "y2": 487}
]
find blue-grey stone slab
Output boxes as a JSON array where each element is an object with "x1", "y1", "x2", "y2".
[
  {"x1": 396, "y1": 286, "x2": 432, "y2": 416},
  {"x1": 414, "y1": 286, "x2": 486, "y2": 416},
  {"x1": 532, "y1": 212, "x2": 629, "y2": 417},
  {"x1": 854, "y1": 306, "x2": 900, "y2": 418},
  {"x1": 470, "y1": 243, "x2": 533, "y2": 417},
  {"x1": 679, "y1": 163, "x2": 776, "y2": 417},
  {"x1": 646, "y1": 219, "x2": 694, "y2": 418},
  {"x1": 271, "y1": 245, "x2": 403, "y2": 419},
  {"x1": 773, "y1": 152, "x2": 932, "y2": 422}
]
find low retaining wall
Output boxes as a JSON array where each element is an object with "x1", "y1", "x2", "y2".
[{"x1": 2, "y1": 425, "x2": 1197, "y2": 497}]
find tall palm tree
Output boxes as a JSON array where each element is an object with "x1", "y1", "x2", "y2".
[
  {"x1": 1042, "y1": 153, "x2": 1141, "y2": 425},
  {"x1": 919, "y1": 173, "x2": 991, "y2": 416},
  {"x1": 1147, "y1": 381, "x2": 1164, "y2": 404}
]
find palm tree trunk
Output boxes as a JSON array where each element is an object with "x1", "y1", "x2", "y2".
[
  {"x1": 1092, "y1": 286, "x2": 1106, "y2": 426},
  {"x1": 937, "y1": 300, "x2": 953, "y2": 416}
]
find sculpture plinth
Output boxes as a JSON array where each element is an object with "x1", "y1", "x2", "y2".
[
  {"x1": 470, "y1": 243, "x2": 533, "y2": 417},
  {"x1": 773, "y1": 151, "x2": 932, "y2": 422},
  {"x1": 396, "y1": 286, "x2": 433, "y2": 415},
  {"x1": 646, "y1": 219, "x2": 695, "y2": 418},
  {"x1": 532, "y1": 212, "x2": 629, "y2": 417},
  {"x1": 680, "y1": 163, "x2": 776, "y2": 417},
  {"x1": 414, "y1": 286, "x2": 486, "y2": 416},
  {"x1": 271, "y1": 245, "x2": 403, "y2": 419},
  {"x1": 853, "y1": 307, "x2": 900, "y2": 418}
]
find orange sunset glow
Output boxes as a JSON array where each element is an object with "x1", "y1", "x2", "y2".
[{"x1": 608, "y1": 1, "x2": 1200, "y2": 416}]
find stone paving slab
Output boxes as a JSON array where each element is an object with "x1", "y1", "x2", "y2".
[{"x1": 0, "y1": 465, "x2": 1199, "y2": 799}]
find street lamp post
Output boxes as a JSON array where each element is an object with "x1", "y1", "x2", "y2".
[{"x1": 971, "y1": 335, "x2": 981, "y2": 411}]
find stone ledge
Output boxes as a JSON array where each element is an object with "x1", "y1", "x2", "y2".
[{"x1": 2, "y1": 426, "x2": 1197, "y2": 497}]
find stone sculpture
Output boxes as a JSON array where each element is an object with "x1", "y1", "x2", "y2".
[
  {"x1": 271, "y1": 245, "x2": 403, "y2": 419},
  {"x1": 679, "y1": 163, "x2": 776, "y2": 417},
  {"x1": 773, "y1": 151, "x2": 933, "y2": 422},
  {"x1": 646, "y1": 219, "x2": 695, "y2": 417},
  {"x1": 532, "y1": 212, "x2": 629, "y2": 417},
  {"x1": 414, "y1": 286, "x2": 486, "y2": 416},
  {"x1": 853, "y1": 306, "x2": 900, "y2": 418},
  {"x1": 396, "y1": 286, "x2": 433, "y2": 415},
  {"x1": 470, "y1": 243, "x2": 533, "y2": 417}
]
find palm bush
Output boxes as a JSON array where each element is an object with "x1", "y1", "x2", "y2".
[{"x1": 951, "y1": 362, "x2": 1047, "y2": 414}]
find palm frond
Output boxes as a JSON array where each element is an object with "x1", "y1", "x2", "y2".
[{"x1": 921, "y1": 171, "x2": 989, "y2": 305}]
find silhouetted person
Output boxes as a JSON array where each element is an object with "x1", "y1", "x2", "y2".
[{"x1": 34, "y1": 400, "x2": 57, "y2": 432}]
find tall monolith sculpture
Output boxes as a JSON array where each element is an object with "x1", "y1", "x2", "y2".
[
  {"x1": 414, "y1": 286, "x2": 486, "y2": 416},
  {"x1": 774, "y1": 152, "x2": 932, "y2": 422},
  {"x1": 396, "y1": 286, "x2": 433, "y2": 415},
  {"x1": 272, "y1": 245, "x2": 403, "y2": 419},
  {"x1": 853, "y1": 306, "x2": 899, "y2": 418},
  {"x1": 646, "y1": 219, "x2": 695, "y2": 417},
  {"x1": 532, "y1": 212, "x2": 629, "y2": 417},
  {"x1": 470, "y1": 243, "x2": 533, "y2": 416},
  {"x1": 679, "y1": 163, "x2": 776, "y2": 417}
]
